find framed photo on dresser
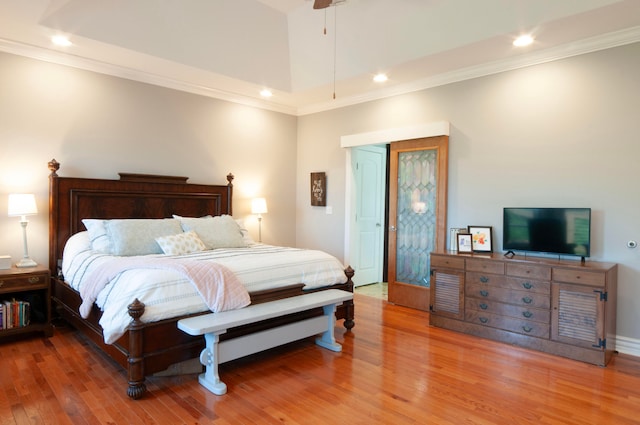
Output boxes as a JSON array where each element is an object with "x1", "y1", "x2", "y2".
[
  {"x1": 468, "y1": 225, "x2": 493, "y2": 252},
  {"x1": 457, "y1": 233, "x2": 473, "y2": 253}
]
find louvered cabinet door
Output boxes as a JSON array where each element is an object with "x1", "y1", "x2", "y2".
[
  {"x1": 551, "y1": 282, "x2": 606, "y2": 349},
  {"x1": 430, "y1": 269, "x2": 465, "y2": 320}
]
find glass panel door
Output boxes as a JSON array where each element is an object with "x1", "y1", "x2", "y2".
[
  {"x1": 388, "y1": 136, "x2": 448, "y2": 311},
  {"x1": 395, "y1": 149, "x2": 437, "y2": 287}
]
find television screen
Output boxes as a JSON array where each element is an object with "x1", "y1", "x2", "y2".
[{"x1": 503, "y1": 208, "x2": 591, "y2": 257}]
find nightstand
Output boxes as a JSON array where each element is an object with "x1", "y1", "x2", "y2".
[{"x1": 0, "y1": 265, "x2": 52, "y2": 340}]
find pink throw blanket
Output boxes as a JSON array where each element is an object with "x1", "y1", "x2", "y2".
[{"x1": 79, "y1": 257, "x2": 251, "y2": 319}]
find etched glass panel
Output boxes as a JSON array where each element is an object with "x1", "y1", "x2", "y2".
[{"x1": 396, "y1": 149, "x2": 437, "y2": 287}]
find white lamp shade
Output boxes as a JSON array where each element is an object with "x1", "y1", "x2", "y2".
[
  {"x1": 8, "y1": 193, "x2": 38, "y2": 217},
  {"x1": 251, "y1": 197, "x2": 268, "y2": 214}
]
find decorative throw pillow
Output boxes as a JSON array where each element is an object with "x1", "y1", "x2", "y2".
[
  {"x1": 105, "y1": 218, "x2": 183, "y2": 256},
  {"x1": 82, "y1": 219, "x2": 112, "y2": 253},
  {"x1": 176, "y1": 214, "x2": 247, "y2": 249},
  {"x1": 155, "y1": 230, "x2": 207, "y2": 255}
]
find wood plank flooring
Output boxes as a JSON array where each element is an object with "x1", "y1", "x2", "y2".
[{"x1": 1, "y1": 293, "x2": 639, "y2": 424}]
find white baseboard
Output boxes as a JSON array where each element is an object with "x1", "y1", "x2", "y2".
[{"x1": 614, "y1": 335, "x2": 640, "y2": 358}]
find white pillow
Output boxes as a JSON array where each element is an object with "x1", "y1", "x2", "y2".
[
  {"x1": 63, "y1": 231, "x2": 91, "y2": 259},
  {"x1": 82, "y1": 219, "x2": 112, "y2": 253},
  {"x1": 105, "y1": 218, "x2": 183, "y2": 256},
  {"x1": 176, "y1": 215, "x2": 247, "y2": 249},
  {"x1": 156, "y1": 230, "x2": 206, "y2": 255},
  {"x1": 235, "y1": 219, "x2": 256, "y2": 245}
]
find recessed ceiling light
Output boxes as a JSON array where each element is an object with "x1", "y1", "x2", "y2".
[
  {"x1": 373, "y1": 73, "x2": 388, "y2": 83},
  {"x1": 51, "y1": 35, "x2": 72, "y2": 46},
  {"x1": 260, "y1": 89, "x2": 273, "y2": 98},
  {"x1": 513, "y1": 35, "x2": 534, "y2": 47}
]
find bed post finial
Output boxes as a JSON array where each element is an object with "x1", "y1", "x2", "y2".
[
  {"x1": 226, "y1": 173, "x2": 234, "y2": 186},
  {"x1": 48, "y1": 159, "x2": 60, "y2": 177}
]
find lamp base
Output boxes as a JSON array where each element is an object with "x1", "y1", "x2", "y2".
[{"x1": 16, "y1": 257, "x2": 37, "y2": 268}]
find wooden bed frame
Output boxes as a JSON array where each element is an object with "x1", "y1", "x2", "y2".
[{"x1": 47, "y1": 159, "x2": 354, "y2": 399}]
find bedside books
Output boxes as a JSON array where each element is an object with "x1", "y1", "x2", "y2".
[{"x1": 0, "y1": 299, "x2": 31, "y2": 330}]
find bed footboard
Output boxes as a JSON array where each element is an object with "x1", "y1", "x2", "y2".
[{"x1": 123, "y1": 266, "x2": 355, "y2": 399}]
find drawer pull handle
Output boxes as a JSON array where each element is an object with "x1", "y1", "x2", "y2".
[
  {"x1": 480, "y1": 276, "x2": 489, "y2": 283},
  {"x1": 522, "y1": 296, "x2": 533, "y2": 304},
  {"x1": 480, "y1": 290, "x2": 489, "y2": 297},
  {"x1": 479, "y1": 317, "x2": 488, "y2": 324},
  {"x1": 522, "y1": 282, "x2": 533, "y2": 289},
  {"x1": 522, "y1": 326, "x2": 533, "y2": 333},
  {"x1": 0, "y1": 280, "x2": 3, "y2": 287},
  {"x1": 522, "y1": 311, "x2": 533, "y2": 318},
  {"x1": 28, "y1": 277, "x2": 40, "y2": 284},
  {"x1": 479, "y1": 303, "x2": 488, "y2": 310}
]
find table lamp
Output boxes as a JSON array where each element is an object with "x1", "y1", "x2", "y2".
[
  {"x1": 8, "y1": 193, "x2": 38, "y2": 268},
  {"x1": 251, "y1": 197, "x2": 268, "y2": 243}
]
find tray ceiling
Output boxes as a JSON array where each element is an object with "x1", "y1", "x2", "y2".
[{"x1": 1, "y1": 0, "x2": 639, "y2": 115}]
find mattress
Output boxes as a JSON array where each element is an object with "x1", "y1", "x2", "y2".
[{"x1": 61, "y1": 232, "x2": 348, "y2": 343}]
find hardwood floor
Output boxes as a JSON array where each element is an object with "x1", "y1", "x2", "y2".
[{"x1": 1, "y1": 293, "x2": 639, "y2": 424}]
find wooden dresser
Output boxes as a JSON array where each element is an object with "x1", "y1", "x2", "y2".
[{"x1": 429, "y1": 251, "x2": 617, "y2": 366}]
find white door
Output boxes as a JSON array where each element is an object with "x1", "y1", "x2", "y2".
[{"x1": 351, "y1": 146, "x2": 385, "y2": 286}]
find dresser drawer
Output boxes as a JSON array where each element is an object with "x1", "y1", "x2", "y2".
[
  {"x1": 466, "y1": 271, "x2": 508, "y2": 287},
  {"x1": 466, "y1": 298, "x2": 550, "y2": 324},
  {"x1": 467, "y1": 272, "x2": 550, "y2": 294},
  {"x1": 504, "y1": 277, "x2": 550, "y2": 294},
  {"x1": 431, "y1": 255, "x2": 465, "y2": 270},
  {"x1": 0, "y1": 272, "x2": 48, "y2": 293},
  {"x1": 466, "y1": 259, "x2": 505, "y2": 275},
  {"x1": 552, "y1": 268, "x2": 605, "y2": 286},
  {"x1": 507, "y1": 263, "x2": 551, "y2": 281},
  {"x1": 465, "y1": 310, "x2": 550, "y2": 338},
  {"x1": 466, "y1": 283, "x2": 550, "y2": 309}
]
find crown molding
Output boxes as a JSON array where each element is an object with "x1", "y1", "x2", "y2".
[
  {"x1": 2, "y1": 25, "x2": 640, "y2": 117},
  {"x1": 0, "y1": 38, "x2": 298, "y2": 116},
  {"x1": 297, "y1": 26, "x2": 640, "y2": 115}
]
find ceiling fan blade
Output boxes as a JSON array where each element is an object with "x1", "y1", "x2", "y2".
[{"x1": 313, "y1": 0, "x2": 333, "y2": 9}]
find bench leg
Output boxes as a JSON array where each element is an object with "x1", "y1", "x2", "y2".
[
  {"x1": 198, "y1": 332, "x2": 228, "y2": 395},
  {"x1": 315, "y1": 303, "x2": 342, "y2": 352}
]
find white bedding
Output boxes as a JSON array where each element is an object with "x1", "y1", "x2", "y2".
[{"x1": 62, "y1": 232, "x2": 348, "y2": 344}]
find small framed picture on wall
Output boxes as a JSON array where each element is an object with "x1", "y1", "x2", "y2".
[
  {"x1": 468, "y1": 225, "x2": 493, "y2": 252},
  {"x1": 310, "y1": 172, "x2": 327, "y2": 206},
  {"x1": 457, "y1": 233, "x2": 473, "y2": 253}
]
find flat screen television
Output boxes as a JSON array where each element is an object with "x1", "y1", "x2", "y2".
[{"x1": 503, "y1": 207, "x2": 591, "y2": 259}]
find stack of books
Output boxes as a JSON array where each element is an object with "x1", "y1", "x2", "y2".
[{"x1": 0, "y1": 299, "x2": 31, "y2": 330}]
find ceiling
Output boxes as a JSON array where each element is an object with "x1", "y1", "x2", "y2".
[{"x1": 1, "y1": 0, "x2": 639, "y2": 116}]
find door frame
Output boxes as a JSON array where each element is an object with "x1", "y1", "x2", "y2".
[{"x1": 342, "y1": 122, "x2": 450, "y2": 283}]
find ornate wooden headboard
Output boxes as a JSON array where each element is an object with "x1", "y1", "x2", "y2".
[{"x1": 47, "y1": 159, "x2": 234, "y2": 276}]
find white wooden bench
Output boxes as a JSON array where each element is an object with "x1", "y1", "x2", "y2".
[{"x1": 177, "y1": 289, "x2": 353, "y2": 395}]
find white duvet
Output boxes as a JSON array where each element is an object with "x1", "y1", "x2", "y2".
[{"x1": 62, "y1": 232, "x2": 348, "y2": 344}]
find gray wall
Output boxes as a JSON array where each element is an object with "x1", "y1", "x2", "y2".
[
  {"x1": 296, "y1": 42, "x2": 640, "y2": 343},
  {"x1": 1, "y1": 41, "x2": 638, "y2": 349},
  {"x1": 0, "y1": 51, "x2": 298, "y2": 263}
]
